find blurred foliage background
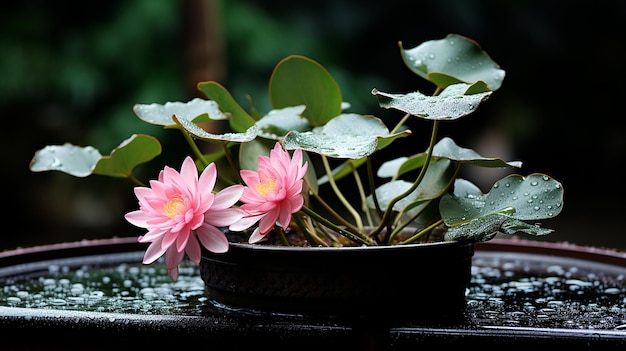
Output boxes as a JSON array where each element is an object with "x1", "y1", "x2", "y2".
[{"x1": 2, "y1": 0, "x2": 625, "y2": 251}]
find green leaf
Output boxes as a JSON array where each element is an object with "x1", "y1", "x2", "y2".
[
  {"x1": 372, "y1": 83, "x2": 492, "y2": 120},
  {"x1": 368, "y1": 158, "x2": 455, "y2": 212},
  {"x1": 440, "y1": 174, "x2": 564, "y2": 241},
  {"x1": 282, "y1": 113, "x2": 410, "y2": 159},
  {"x1": 442, "y1": 214, "x2": 508, "y2": 242},
  {"x1": 433, "y1": 137, "x2": 521, "y2": 168},
  {"x1": 133, "y1": 98, "x2": 227, "y2": 126},
  {"x1": 238, "y1": 138, "x2": 273, "y2": 171},
  {"x1": 197, "y1": 81, "x2": 257, "y2": 132},
  {"x1": 399, "y1": 33, "x2": 505, "y2": 91},
  {"x1": 377, "y1": 157, "x2": 409, "y2": 179},
  {"x1": 443, "y1": 214, "x2": 555, "y2": 242},
  {"x1": 378, "y1": 137, "x2": 520, "y2": 180},
  {"x1": 269, "y1": 55, "x2": 342, "y2": 126},
  {"x1": 30, "y1": 144, "x2": 103, "y2": 178},
  {"x1": 173, "y1": 115, "x2": 258, "y2": 143},
  {"x1": 255, "y1": 105, "x2": 310, "y2": 140},
  {"x1": 93, "y1": 134, "x2": 162, "y2": 178},
  {"x1": 29, "y1": 134, "x2": 162, "y2": 179}
]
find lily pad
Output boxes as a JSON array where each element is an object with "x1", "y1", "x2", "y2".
[
  {"x1": 372, "y1": 83, "x2": 492, "y2": 120},
  {"x1": 255, "y1": 105, "x2": 310, "y2": 140},
  {"x1": 93, "y1": 134, "x2": 162, "y2": 178},
  {"x1": 282, "y1": 113, "x2": 410, "y2": 159},
  {"x1": 30, "y1": 144, "x2": 103, "y2": 178},
  {"x1": 432, "y1": 137, "x2": 521, "y2": 168},
  {"x1": 29, "y1": 134, "x2": 161, "y2": 179},
  {"x1": 378, "y1": 137, "x2": 520, "y2": 180},
  {"x1": 399, "y1": 33, "x2": 505, "y2": 91},
  {"x1": 440, "y1": 174, "x2": 564, "y2": 241},
  {"x1": 173, "y1": 115, "x2": 258, "y2": 143},
  {"x1": 133, "y1": 98, "x2": 226, "y2": 126},
  {"x1": 269, "y1": 55, "x2": 342, "y2": 127}
]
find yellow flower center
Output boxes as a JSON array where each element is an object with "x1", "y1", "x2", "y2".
[
  {"x1": 164, "y1": 194, "x2": 185, "y2": 218},
  {"x1": 256, "y1": 177, "x2": 277, "y2": 198}
]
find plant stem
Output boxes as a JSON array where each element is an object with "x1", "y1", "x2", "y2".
[
  {"x1": 180, "y1": 129, "x2": 209, "y2": 168},
  {"x1": 221, "y1": 141, "x2": 243, "y2": 184},
  {"x1": 370, "y1": 120, "x2": 440, "y2": 240},
  {"x1": 321, "y1": 155, "x2": 364, "y2": 232},
  {"x1": 292, "y1": 212, "x2": 329, "y2": 247},
  {"x1": 274, "y1": 225, "x2": 291, "y2": 246},
  {"x1": 398, "y1": 218, "x2": 444, "y2": 245},
  {"x1": 366, "y1": 157, "x2": 383, "y2": 220},
  {"x1": 300, "y1": 206, "x2": 375, "y2": 246},
  {"x1": 353, "y1": 160, "x2": 375, "y2": 227},
  {"x1": 308, "y1": 188, "x2": 362, "y2": 234}
]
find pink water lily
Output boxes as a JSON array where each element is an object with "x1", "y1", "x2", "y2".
[
  {"x1": 231, "y1": 142, "x2": 308, "y2": 243},
  {"x1": 124, "y1": 156, "x2": 244, "y2": 280}
]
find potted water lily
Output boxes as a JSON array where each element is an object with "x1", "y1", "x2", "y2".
[{"x1": 29, "y1": 34, "x2": 564, "y2": 318}]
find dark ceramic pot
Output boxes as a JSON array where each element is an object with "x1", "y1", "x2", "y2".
[{"x1": 200, "y1": 239, "x2": 475, "y2": 320}]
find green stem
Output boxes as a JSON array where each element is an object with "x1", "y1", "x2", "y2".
[
  {"x1": 370, "y1": 120, "x2": 440, "y2": 241},
  {"x1": 300, "y1": 206, "x2": 375, "y2": 246},
  {"x1": 180, "y1": 129, "x2": 209, "y2": 169},
  {"x1": 353, "y1": 159, "x2": 375, "y2": 227},
  {"x1": 221, "y1": 142, "x2": 243, "y2": 184},
  {"x1": 274, "y1": 225, "x2": 291, "y2": 246},
  {"x1": 398, "y1": 218, "x2": 444, "y2": 245},
  {"x1": 308, "y1": 189, "x2": 362, "y2": 235},
  {"x1": 321, "y1": 155, "x2": 364, "y2": 232},
  {"x1": 292, "y1": 212, "x2": 329, "y2": 247},
  {"x1": 390, "y1": 113, "x2": 410, "y2": 134},
  {"x1": 366, "y1": 157, "x2": 383, "y2": 221},
  {"x1": 128, "y1": 174, "x2": 145, "y2": 187}
]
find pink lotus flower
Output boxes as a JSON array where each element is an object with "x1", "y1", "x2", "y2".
[
  {"x1": 231, "y1": 142, "x2": 308, "y2": 243},
  {"x1": 124, "y1": 156, "x2": 244, "y2": 280}
]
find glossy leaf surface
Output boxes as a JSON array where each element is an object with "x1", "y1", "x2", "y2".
[
  {"x1": 93, "y1": 134, "x2": 162, "y2": 178},
  {"x1": 29, "y1": 134, "x2": 161, "y2": 179},
  {"x1": 372, "y1": 83, "x2": 492, "y2": 120},
  {"x1": 133, "y1": 98, "x2": 226, "y2": 126},
  {"x1": 441, "y1": 174, "x2": 564, "y2": 241},
  {"x1": 400, "y1": 33, "x2": 505, "y2": 91},
  {"x1": 269, "y1": 55, "x2": 342, "y2": 126},
  {"x1": 282, "y1": 113, "x2": 410, "y2": 159},
  {"x1": 197, "y1": 81, "x2": 257, "y2": 132}
]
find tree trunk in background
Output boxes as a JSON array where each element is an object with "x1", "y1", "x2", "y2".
[{"x1": 184, "y1": 0, "x2": 225, "y2": 98}]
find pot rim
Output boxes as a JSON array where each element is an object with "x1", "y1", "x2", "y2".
[{"x1": 2, "y1": 237, "x2": 626, "y2": 263}]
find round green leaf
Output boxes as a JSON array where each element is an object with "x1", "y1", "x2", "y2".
[
  {"x1": 400, "y1": 33, "x2": 505, "y2": 91},
  {"x1": 440, "y1": 173, "x2": 564, "y2": 225},
  {"x1": 372, "y1": 84, "x2": 492, "y2": 120},
  {"x1": 30, "y1": 144, "x2": 103, "y2": 178},
  {"x1": 133, "y1": 98, "x2": 226, "y2": 127},
  {"x1": 269, "y1": 55, "x2": 342, "y2": 126},
  {"x1": 282, "y1": 113, "x2": 409, "y2": 159},
  {"x1": 255, "y1": 105, "x2": 310, "y2": 140}
]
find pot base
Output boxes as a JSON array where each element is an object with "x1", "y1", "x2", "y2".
[{"x1": 200, "y1": 240, "x2": 475, "y2": 320}]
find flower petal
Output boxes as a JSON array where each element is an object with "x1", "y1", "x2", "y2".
[{"x1": 196, "y1": 224, "x2": 229, "y2": 253}]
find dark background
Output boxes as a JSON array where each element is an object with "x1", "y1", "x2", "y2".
[{"x1": 2, "y1": 0, "x2": 625, "y2": 251}]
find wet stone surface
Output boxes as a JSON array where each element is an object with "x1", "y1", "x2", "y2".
[{"x1": 0, "y1": 251, "x2": 625, "y2": 330}]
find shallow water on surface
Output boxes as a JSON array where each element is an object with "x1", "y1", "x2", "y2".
[
  {"x1": 0, "y1": 257, "x2": 207, "y2": 316},
  {"x1": 0, "y1": 251, "x2": 625, "y2": 330}
]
